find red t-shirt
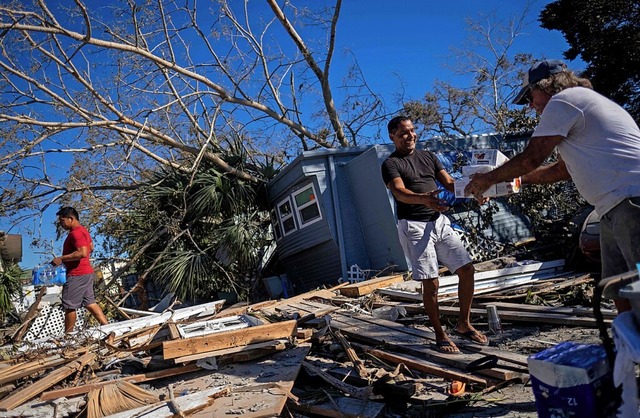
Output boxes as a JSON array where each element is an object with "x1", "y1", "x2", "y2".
[{"x1": 63, "y1": 225, "x2": 94, "y2": 276}]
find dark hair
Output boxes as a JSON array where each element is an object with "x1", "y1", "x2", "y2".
[
  {"x1": 56, "y1": 206, "x2": 79, "y2": 220},
  {"x1": 387, "y1": 115, "x2": 411, "y2": 134}
]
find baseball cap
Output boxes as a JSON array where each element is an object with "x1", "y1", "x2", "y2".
[{"x1": 513, "y1": 59, "x2": 567, "y2": 105}]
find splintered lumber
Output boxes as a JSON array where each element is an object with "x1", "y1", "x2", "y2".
[
  {"x1": 214, "y1": 284, "x2": 348, "y2": 319},
  {"x1": 0, "y1": 355, "x2": 68, "y2": 385},
  {"x1": 162, "y1": 319, "x2": 297, "y2": 360},
  {"x1": 40, "y1": 363, "x2": 201, "y2": 401},
  {"x1": 354, "y1": 343, "x2": 487, "y2": 387},
  {"x1": 302, "y1": 361, "x2": 371, "y2": 400},
  {"x1": 0, "y1": 352, "x2": 95, "y2": 411},
  {"x1": 87, "y1": 380, "x2": 159, "y2": 418},
  {"x1": 331, "y1": 330, "x2": 368, "y2": 379},
  {"x1": 91, "y1": 300, "x2": 225, "y2": 339},
  {"x1": 339, "y1": 274, "x2": 405, "y2": 297},
  {"x1": 273, "y1": 299, "x2": 524, "y2": 381},
  {"x1": 11, "y1": 286, "x2": 47, "y2": 342},
  {"x1": 296, "y1": 306, "x2": 340, "y2": 325}
]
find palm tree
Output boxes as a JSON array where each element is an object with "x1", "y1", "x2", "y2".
[{"x1": 103, "y1": 138, "x2": 278, "y2": 306}]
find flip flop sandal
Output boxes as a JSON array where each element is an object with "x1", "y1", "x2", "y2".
[
  {"x1": 453, "y1": 329, "x2": 490, "y2": 346},
  {"x1": 433, "y1": 340, "x2": 462, "y2": 354}
]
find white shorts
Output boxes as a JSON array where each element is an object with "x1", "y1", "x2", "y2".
[{"x1": 397, "y1": 216, "x2": 472, "y2": 280}]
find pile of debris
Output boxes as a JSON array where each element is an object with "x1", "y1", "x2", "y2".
[{"x1": 0, "y1": 259, "x2": 612, "y2": 417}]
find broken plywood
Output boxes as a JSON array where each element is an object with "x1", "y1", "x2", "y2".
[{"x1": 171, "y1": 343, "x2": 312, "y2": 418}]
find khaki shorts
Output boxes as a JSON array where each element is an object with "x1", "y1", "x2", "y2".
[
  {"x1": 600, "y1": 196, "x2": 640, "y2": 280},
  {"x1": 397, "y1": 216, "x2": 472, "y2": 280},
  {"x1": 62, "y1": 273, "x2": 97, "y2": 310}
]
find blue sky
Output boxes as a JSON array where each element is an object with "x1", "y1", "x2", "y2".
[
  {"x1": 3, "y1": 0, "x2": 580, "y2": 270},
  {"x1": 334, "y1": 0, "x2": 580, "y2": 103}
]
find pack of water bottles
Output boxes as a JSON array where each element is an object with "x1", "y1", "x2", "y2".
[{"x1": 32, "y1": 264, "x2": 67, "y2": 286}]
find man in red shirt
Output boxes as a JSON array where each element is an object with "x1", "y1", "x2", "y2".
[{"x1": 51, "y1": 207, "x2": 108, "y2": 333}]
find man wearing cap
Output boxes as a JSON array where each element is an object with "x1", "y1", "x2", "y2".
[{"x1": 464, "y1": 59, "x2": 640, "y2": 312}]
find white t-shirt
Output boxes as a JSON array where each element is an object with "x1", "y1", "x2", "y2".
[{"x1": 532, "y1": 87, "x2": 640, "y2": 217}]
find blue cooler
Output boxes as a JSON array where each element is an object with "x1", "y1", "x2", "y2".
[{"x1": 528, "y1": 342, "x2": 618, "y2": 418}]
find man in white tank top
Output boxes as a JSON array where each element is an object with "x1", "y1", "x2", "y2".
[{"x1": 465, "y1": 59, "x2": 640, "y2": 313}]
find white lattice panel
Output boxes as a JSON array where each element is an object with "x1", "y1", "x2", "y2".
[{"x1": 23, "y1": 302, "x2": 86, "y2": 341}]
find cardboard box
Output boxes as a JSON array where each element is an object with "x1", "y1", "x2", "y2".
[
  {"x1": 454, "y1": 176, "x2": 520, "y2": 199},
  {"x1": 461, "y1": 164, "x2": 495, "y2": 176},
  {"x1": 456, "y1": 149, "x2": 520, "y2": 199},
  {"x1": 528, "y1": 342, "x2": 617, "y2": 418},
  {"x1": 495, "y1": 177, "x2": 521, "y2": 196},
  {"x1": 470, "y1": 149, "x2": 509, "y2": 166}
]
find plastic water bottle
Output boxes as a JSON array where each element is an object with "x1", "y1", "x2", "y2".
[
  {"x1": 58, "y1": 265, "x2": 66, "y2": 284},
  {"x1": 31, "y1": 266, "x2": 41, "y2": 285},
  {"x1": 43, "y1": 264, "x2": 54, "y2": 285}
]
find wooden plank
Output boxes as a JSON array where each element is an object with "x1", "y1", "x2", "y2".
[
  {"x1": 162, "y1": 320, "x2": 297, "y2": 360},
  {"x1": 167, "y1": 322, "x2": 181, "y2": 340},
  {"x1": 332, "y1": 330, "x2": 368, "y2": 378},
  {"x1": 285, "y1": 298, "x2": 529, "y2": 367},
  {"x1": 0, "y1": 352, "x2": 95, "y2": 411},
  {"x1": 214, "y1": 300, "x2": 279, "y2": 318},
  {"x1": 339, "y1": 274, "x2": 405, "y2": 297},
  {"x1": 355, "y1": 343, "x2": 488, "y2": 387},
  {"x1": 477, "y1": 301, "x2": 616, "y2": 319},
  {"x1": 437, "y1": 306, "x2": 607, "y2": 327},
  {"x1": 269, "y1": 299, "x2": 521, "y2": 380},
  {"x1": 188, "y1": 344, "x2": 312, "y2": 418},
  {"x1": 173, "y1": 339, "x2": 288, "y2": 363},
  {"x1": 330, "y1": 315, "x2": 519, "y2": 381},
  {"x1": 40, "y1": 363, "x2": 201, "y2": 401},
  {"x1": 215, "y1": 283, "x2": 348, "y2": 319},
  {"x1": 0, "y1": 355, "x2": 67, "y2": 385}
]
